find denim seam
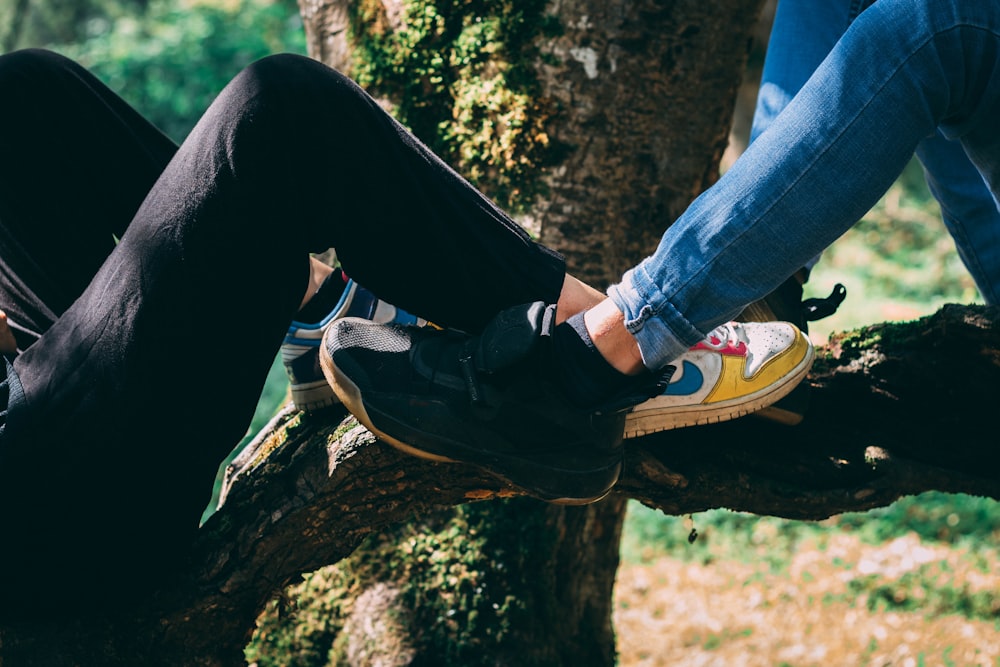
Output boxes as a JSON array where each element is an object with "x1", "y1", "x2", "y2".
[{"x1": 629, "y1": 263, "x2": 705, "y2": 345}]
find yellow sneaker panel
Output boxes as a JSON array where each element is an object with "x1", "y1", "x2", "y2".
[{"x1": 704, "y1": 329, "x2": 811, "y2": 404}]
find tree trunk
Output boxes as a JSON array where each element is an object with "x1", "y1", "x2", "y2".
[
  {"x1": 296, "y1": 0, "x2": 765, "y2": 284},
  {"x1": 248, "y1": 497, "x2": 628, "y2": 667},
  {"x1": 286, "y1": 0, "x2": 763, "y2": 664},
  {"x1": 531, "y1": 0, "x2": 766, "y2": 286}
]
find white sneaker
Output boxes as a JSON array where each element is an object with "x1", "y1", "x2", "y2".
[{"x1": 624, "y1": 321, "x2": 814, "y2": 438}]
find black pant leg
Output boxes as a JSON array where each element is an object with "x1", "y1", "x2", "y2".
[
  {"x1": 1, "y1": 54, "x2": 564, "y2": 607},
  {"x1": 187, "y1": 53, "x2": 567, "y2": 335},
  {"x1": 0, "y1": 49, "x2": 178, "y2": 349}
]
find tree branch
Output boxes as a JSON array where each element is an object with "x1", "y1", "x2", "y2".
[
  {"x1": 185, "y1": 304, "x2": 999, "y2": 654},
  {"x1": 4, "y1": 304, "x2": 995, "y2": 666}
]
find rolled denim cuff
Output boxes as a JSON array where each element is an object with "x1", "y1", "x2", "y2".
[{"x1": 607, "y1": 263, "x2": 704, "y2": 370}]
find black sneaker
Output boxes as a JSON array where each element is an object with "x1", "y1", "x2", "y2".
[{"x1": 320, "y1": 302, "x2": 661, "y2": 505}]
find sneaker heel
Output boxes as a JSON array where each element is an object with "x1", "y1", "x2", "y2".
[{"x1": 290, "y1": 381, "x2": 338, "y2": 411}]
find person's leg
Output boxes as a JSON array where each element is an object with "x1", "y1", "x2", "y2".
[
  {"x1": 284, "y1": 257, "x2": 604, "y2": 411},
  {"x1": 0, "y1": 48, "x2": 177, "y2": 610},
  {"x1": 750, "y1": 0, "x2": 863, "y2": 286},
  {"x1": 755, "y1": 1, "x2": 1000, "y2": 307},
  {"x1": 0, "y1": 49, "x2": 178, "y2": 350},
  {"x1": 303, "y1": 0, "x2": 999, "y2": 506},
  {"x1": 608, "y1": 0, "x2": 1000, "y2": 371},
  {"x1": 750, "y1": 0, "x2": 856, "y2": 143},
  {"x1": 0, "y1": 54, "x2": 567, "y2": 606},
  {"x1": 916, "y1": 133, "x2": 1000, "y2": 305}
]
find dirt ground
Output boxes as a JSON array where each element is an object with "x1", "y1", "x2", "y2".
[{"x1": 614, "y1": 533, "x2": 1000, "y2": 667}]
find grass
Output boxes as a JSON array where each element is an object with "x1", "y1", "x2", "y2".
[
  {"x1": 615, "y1": 517, "x2": 1000, "y2": 666},
  {"x1": 617, "y1": 495, "x2": 1000, "y2": 665},
  {"x1": 621, "y1": 492, "x2": 1000, "y2": 568}
]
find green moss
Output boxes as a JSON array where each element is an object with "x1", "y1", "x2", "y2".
[
  {"x1": 822, "y1": 317, "x2": 922, "y2": 367},
  {"x1": 346, "y1": 0, "x2": 558, "y2": 212},
  {"x1": 330, "y1": 417, "x2": 361, "y2": 442},
  {"x1": 244, "y1": 413, "x2": 298, "y2": 471},
  {"x1": 247, "y1": 499, "x2": 562, "y2": 666}
]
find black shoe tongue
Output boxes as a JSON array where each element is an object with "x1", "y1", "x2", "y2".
[
  {"x1": 549, "y1": 311, "x2": 677, "y2": 413},
  {"x1": 474, "y1": 302, "x2": 555, "y2": 373}
]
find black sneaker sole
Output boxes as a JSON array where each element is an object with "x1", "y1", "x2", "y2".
[{"x1": 320, "y1": 343, "x2": 619, "y2": 505}]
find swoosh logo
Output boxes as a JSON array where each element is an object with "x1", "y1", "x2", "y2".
[{"x1": 664, "y1": 360, "x2": 703, "y2": 396}]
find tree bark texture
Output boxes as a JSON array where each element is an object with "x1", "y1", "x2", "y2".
[
  {"x1": 248, "y1": 495, "x2": 629, "y2": 666},
  {"x1": 296, "y1": 0, "x2": 765, "y2": 286},
  {"x1": 530, "y1": 0, "x2": 766, "y2": 286},
  {"x1": 282, "y1": 1, "x2": 764, "y2": 662}
]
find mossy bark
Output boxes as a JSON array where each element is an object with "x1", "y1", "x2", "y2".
[
  {"x1": 250, "y1": 498, "x2": 627, "y2": 666},
  {"x1": 296, "y1": 0, "x2": 766, "y2": 285}
]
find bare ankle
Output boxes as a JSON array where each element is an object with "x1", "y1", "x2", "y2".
[
  {"x1": 583, "y1": 299, "x2": 645, "y2": 375},
  {"x1": 555, "y1": 274, "x2": 605, "y2": 324}
]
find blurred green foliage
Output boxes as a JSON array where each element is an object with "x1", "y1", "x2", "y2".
[
  {"x1": 2, "y1": 0, "x2": 306, "y2": 142},
  {"x1": 622, "y1": 492, "x2": 1000, "y2": 568}
]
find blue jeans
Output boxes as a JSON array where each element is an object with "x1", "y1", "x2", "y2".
[
  {"x1": 608, "y1": 0, "x2": 1000, "y2": 369},
  {"x1": 753, "y1": 0, "x2": 1000, "y2": 289}
]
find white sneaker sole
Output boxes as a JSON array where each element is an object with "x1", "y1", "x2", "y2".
[
  {"x1": 623, "y1": 344, "x2": 815, "y2": 439},
  {"x1": 290, "y1": 379, "x2": 339, "y2": 412}
]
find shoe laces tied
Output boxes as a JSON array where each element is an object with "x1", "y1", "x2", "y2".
[{"x1": 700, "y1": 322, "x2": 745, "y2": 351}]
